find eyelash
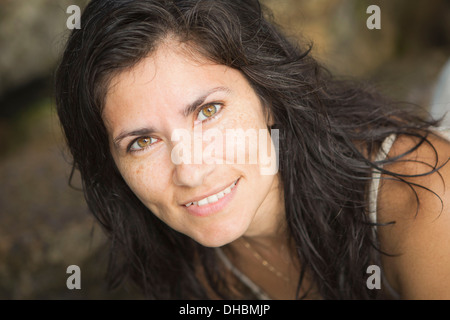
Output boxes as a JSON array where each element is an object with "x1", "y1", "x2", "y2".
[
  {"x1": 127, "y1": 102, "x2": 224, "y2": 154},
  {"x1": 127, "y1": 136, "x2": 158, "y2": 153},
  {"x1": 194, "y1": 102, "x2": 223, "y2": 124}
]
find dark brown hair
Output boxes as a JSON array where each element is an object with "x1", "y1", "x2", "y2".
[{"x1": 55, "y1": 0, "x2": 444, "y2": 299}]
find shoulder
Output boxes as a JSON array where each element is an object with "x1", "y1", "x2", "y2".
[{"x1": 376, "y1": 130, "x2": 450, "y2": 299}]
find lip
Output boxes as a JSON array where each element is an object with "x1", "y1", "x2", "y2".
[
  {"x1": 181, "y1": 178, "x2": 239, "y2": 206},
  {"x1": 182, "y1": 178, "x2": 240, "y2": 217}
]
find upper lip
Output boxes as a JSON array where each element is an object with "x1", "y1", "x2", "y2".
[{"x1": 180, "y1": 178, "x2": 238, "y2": 206}]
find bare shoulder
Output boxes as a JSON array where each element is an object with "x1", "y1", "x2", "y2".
[{"x1": 376, "y1": 130, "x2": 450, "y2": 299}]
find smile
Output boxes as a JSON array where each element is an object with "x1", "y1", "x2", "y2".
[{"x1": 184, "y1": 179, "x2": 238, "y2": 207}]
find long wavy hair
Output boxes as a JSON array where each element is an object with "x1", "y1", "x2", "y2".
[{"x1": 55, "y1": 0, "x2": 444, "y2": 299}]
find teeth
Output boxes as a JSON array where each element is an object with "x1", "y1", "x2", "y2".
[
  {"x1": 185, "y1": 179, "x2": 238, "y2": 207},
  {"x1": 207, "y1": 194, "x2": 219, "y2": 203}
]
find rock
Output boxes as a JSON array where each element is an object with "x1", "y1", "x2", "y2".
[{"x1": 0, "y1": 0, "x2": 88, "y2": 98}]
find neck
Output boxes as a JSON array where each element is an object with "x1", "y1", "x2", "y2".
[
  {"x1": 227, "y1": 177, "x2": 294, "y2": 270},
  {"x1": 242, "y1": 174, "x2": 287, "y2": 242},
  {"x1": 223, "y1": 216, "x2": 301, "y2": 299}
]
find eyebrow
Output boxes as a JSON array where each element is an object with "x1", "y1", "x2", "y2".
[
  {"x1": 182, "y1": 86, "x2": 231, "y2": 117},
  {"x1": 112, "y1": 86, "x2": 231, "y2": 150},
  {"x1": 113, "y1": 127, "x2": 157, "y2": 150}
]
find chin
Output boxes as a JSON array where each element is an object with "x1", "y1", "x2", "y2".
[
  {"x1": 179, "y1": 206, "x2": 253, "y2": 247},
  {"x1": 190, "y1": 226, "x2": 245, "y2": 248},
  {"x1": 191, "y1": 234, "x2": 234, "y2": 248}
]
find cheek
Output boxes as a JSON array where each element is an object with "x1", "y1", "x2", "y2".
[
  {"x1": 219, "y1": 103, "x2": 267, "y2": 134},
  {"x1": 116, "y1": 156, "x2": 172, "y2": 206},
  {"x1": 214, "y1": 107, "x2": 269, "y2": 161}
]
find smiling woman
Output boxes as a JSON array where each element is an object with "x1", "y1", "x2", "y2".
[
  {"x1": 55, "y1": 0, "x2": 450, "y2": 299},
  {"x1": 103, "y1": 44, "x2": 281, "y2": 247}
]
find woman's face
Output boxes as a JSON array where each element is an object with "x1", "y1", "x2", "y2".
[{"x1": 103, "y1": 41, "x2": 284, "y2": 247}]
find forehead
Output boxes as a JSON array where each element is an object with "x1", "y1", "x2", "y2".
[
  {"x1": 102, "y1": 41, "x2": 246, "y2": 135},
  {"x1": 105, "y1": 42, "x2": 219, "y2": 105}
]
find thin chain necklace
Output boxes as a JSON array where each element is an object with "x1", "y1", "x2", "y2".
[{"x1": 241, "y1": 237, "x2": 290, "y2": 282}]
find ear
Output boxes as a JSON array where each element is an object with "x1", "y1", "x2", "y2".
[{"x1": 265, "y1": 107, "x2": 275, "y2": 128}]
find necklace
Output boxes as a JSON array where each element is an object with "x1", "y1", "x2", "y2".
[{"x1": 241, "y1": 237, "x2": 290, "y2": 282}]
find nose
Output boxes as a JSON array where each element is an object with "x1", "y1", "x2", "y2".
[
  {"x1": 169, "y1": 125, "x2": 217, "y2": 187},
  {"x1": 172, "y1": 162, "x2": 215, "y2": 187}
]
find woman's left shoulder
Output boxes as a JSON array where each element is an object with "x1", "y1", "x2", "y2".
[{"x1": 376, "y1": 129, "x2": 450, "y2": 299}]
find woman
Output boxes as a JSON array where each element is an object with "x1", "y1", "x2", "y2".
[{"x1": 55, "y1": 0, "x2": 450, "y2": 299}]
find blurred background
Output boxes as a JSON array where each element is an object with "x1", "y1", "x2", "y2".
[{"x1": 0, "y1": 0, "x2": 449, "y2": 299}]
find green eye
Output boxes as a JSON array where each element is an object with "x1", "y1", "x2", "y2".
[{"x1": 197, "y1": 104, "x2": 222, "y2": 121}]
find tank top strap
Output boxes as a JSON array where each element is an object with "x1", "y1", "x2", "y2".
[
  {"x1": 368, "y1": 126, "x2": 450, "y2": 227},
  {"x1": 215, "y1": 247, "x2": 271, "y2": 299},
  {"x1": 368, "y1": 133, "x2": 397, "y2": 227}
]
